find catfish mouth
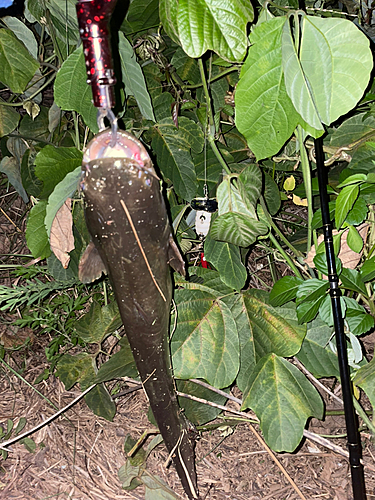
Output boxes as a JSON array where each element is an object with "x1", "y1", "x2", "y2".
[{"x1": 82, "y1": 128, "x2": 154, "y2": 175}]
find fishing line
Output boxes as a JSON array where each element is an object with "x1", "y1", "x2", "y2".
[{"x1": 119, "y1": 198, "x2": 167, "y2": 302}]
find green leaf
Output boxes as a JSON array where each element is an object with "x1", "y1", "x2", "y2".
[
  {"x1": 171, "y1": 289, "x2": 239, "y2": 388},
  {"x1": 54, "y1": 46, "x2": 98, "y2": 132},
  {"x1": 96, "y1": 338, "x2": 138, "y2": 383},
  {"x1": 162, "y1": 0, "x2": 254, "y2": 62},
  {"x1": 282, "y1": 16, "x2": 372, "y2": 129},
  {"x1": 236, "y1": 17, "x2": 299, "y2": 160},
  {"x1": 19, "y1": 105, "x2": 49, "y2": 140},
  {"x1": 118, "y1": 460, "x2": 142, "y2": 490},
  {"x1": 269, "y1": 276, "x2": 304, "y2": 307},
  {"x1": 337, "y1": 173, "x2": 367, "y2": 188},
  {"x1": 346, "y1": 196, "x2": 368, "y2": 226},
  {"x1": 152, "y1": 117, "x2": 203, "y2": 201},
  {"x1": 21, "y1": 150, "x2": 42, "y2": 197},
  {"x1": 0, "y1": 103, "x2": 20, "y2": 138},
  {"x1": 210, "y1": 212, "x2": 268, "y2": 247},
  {"x1": 313, "y1": 252, "x2": 342, "y2": 276},
  {"x1": 45, "y1": 167, "x2": 81, "y2": 237},
  {"x1": 330, "y1": 112, "x2": 375, "y2": 147},
  {"x1": 238, "y1": 164, "x2": 263, "y2": 209},
  {"x1": 296, "y1": 295, "x2": 325, "y2": 324},
  {"x1": 344, "y1": 297, "x2": 374, "y2": 336},
  {"x1": 2, "y1": 16, "x2": 37, "y2": 59},
  {"x1": 296, "y1": 279, "x2": 330, "y2": 305},
  {"x1": 296, "y1": 317, "x2": 339, "y2": 378},
  {"x1": 75, "y1": 301, "x2": 122, "y2": 344},
  {"x1": 217, "y1": 175, "x2": 257, "y2": 218},
  {"x1": 242, "y1": 354, "x2": 323, "y2": 452},
  {"x1": 353, "y1": 357, "x2": 375, "y2": 410},
  {"x1": 361, "y1": 256, "x2": 375, "y2": 282},
  {"x1": 335, "y1": 184, "x2": 359, "y2": 229},
  {"x1": 231, "y1": 291, "x2": 305, "y2": 392},
  {"x1": 34, "y1": 146, "x2": 83, "y2": 198},
  {"x1": 177, "y1": 380, "x2": 228, "y2": 425},
  {"x1": 121, "y1": 0, "x2": 160, "y2": 34},
  {"x1": 119, "y1": 32, "x2": 155, "y2": 122},
  {"x1": 0, "y1": 155, "x2": 28, "y2": 203},
  {"x1": 0, "y1": 29, "x2": 39, "y2": 93},
  {"x1": 318, "y1": 294, "x2": 346, "y2": 327},
  {"x1": 204, "y1": 232, "x2": 247, "y2": 291},
  {"x1": 84, "y1": 383, "x2": 116, "y2": 421},
  {"x1": 20, "y1": 437, "x2": 36, "y2": 453},
  {"x1": 346, "y1": 225, "x2": 363, "y2": 254},
  {"x1": 143, "y1": 474, "x2": 181, "y2": 499},
  {"x1": 340, "y1": 268, "x2": 367, "y2": 296},
  {"x1": 263, "y1": 173, "x2": 281, "y2": 215},
  {"x1": 26, "y1": 200, "x2": 51, "y2": 259},
  {"x1": 56, "y1": 353, "x2": 93, "y2": 391}
]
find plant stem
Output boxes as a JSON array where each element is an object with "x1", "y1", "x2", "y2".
[
  {"x1": 185, "y1": 66, "x2": 240, "y2": 90},
  {"x1": 197, "y1": 58, "x2": 231, "y2": 176},
  {"x1": 353, "y1": 397, "x2": 375, "y2": 436},
  {"x1": 269, "y1": 232, "x2": 303, "y2": 279},
  {"x1": 296, "y1": 126, "x2": 313, "y2": 254},
  {"x1": 73, "y1": 112, "x2": 80, "y2": 150},
  {"x1": 260, "y1": 197, "x2": 303, "y2": 258}
]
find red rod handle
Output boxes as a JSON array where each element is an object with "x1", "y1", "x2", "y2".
[{"x1": 76, "y1": 0, "x2": 118, "y2": 108}]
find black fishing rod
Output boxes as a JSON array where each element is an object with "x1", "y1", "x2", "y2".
[{"x1": 314, "y1": 137, "x2": 367, "y2": 499}]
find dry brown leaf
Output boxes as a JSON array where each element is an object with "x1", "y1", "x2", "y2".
[
  {"x1": 50, "y1": 198, "x2": 74, "y2": 269},
  {"x1": 305, "y1": 223, "x2": 369, "y2": 270}
]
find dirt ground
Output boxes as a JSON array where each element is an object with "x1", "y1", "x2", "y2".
[{"x1": 2, "y1": 181, "x2": 375, "y2": 500}]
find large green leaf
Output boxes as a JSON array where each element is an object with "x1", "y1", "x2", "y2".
[
  {"x1": 238, "y1": 164, "x2": 263, "y2": 208},
  {"x1": 282, "y1": 15, "x2": 372, "y2": 129},
  {"x1": 54, "y1": 47, "x2": 98, "y2": 132},
  {"x1": 151, "y1": 117, "x2": 203, "y2": 201},
  {"x1": 210, "y1": 212, "x2": 268, "y2": 247},
  {"x1": 0, "y1": 29, "x2": 39, "y2": 93},
  {"x1": 340, "y1": 268, "x2": 367, "y2": 297},
  {"x1": 34, "y1": 146, "x2": 83, "y2": 198},
  {"x1": 171, "y1": 289, "x2": 239, "y2": 388},
  {"x1": 96, "y1": 337, "x2": 138, "y2": 383},
  {"x1": 236, "y1": 17, "x2": 299, "y2": 160},
  {"x1": 242, "y1": 354, "x2": 324, "y2": 452},
  {"x1": 25, "y1": 200, "x2": 51, "y2": 260},
  {"x1": 119, "y1": 33, "x2": 155, "y2": 122},
  {"x1": 75, "y1": 301, "x2": 123, "y2": 344},
  {"x1": 160, "y1": 0, "x2": 254, "y2": 62},
  {"x1": 47, "y1": 0, "x2": 79, "y2": 43},
  {"x1": 204, "y1": 232, "x2": 247, "y2": 291}
]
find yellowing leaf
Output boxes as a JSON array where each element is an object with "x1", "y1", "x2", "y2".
[
  {"x1": 293, "y1": 194, "x2": 308, "y2": 206},
  {"x1": 283, "y1": 175, "x2": 295, "y2": 191}
]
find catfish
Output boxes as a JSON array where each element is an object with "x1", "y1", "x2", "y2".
[{"x1": 79, "y1": 128, "x2": 198, "y2": 499}]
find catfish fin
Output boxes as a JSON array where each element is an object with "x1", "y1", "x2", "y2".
[
  {"x1": 167, "y1": 235, "x2": 186, "y2": 277},
  {"x1": 78, "y1": 241, "x2": 107, "y2": 283}
]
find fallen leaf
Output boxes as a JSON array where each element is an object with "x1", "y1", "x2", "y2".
[
  {"x1": 305, "y1": 223, "x2": 369, "y2": 270},
  {"x1": 292, "y1": 194, "x2": 308, "y2": 206},
  {"x1": 50, "y1": 198, "x2": 74, "y2": 268}
]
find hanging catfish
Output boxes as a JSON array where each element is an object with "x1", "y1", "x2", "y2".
[{"x1": 78, "y1": 129, "x2": 199, "y2": 499}]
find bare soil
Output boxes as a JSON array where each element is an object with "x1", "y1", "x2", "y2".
[{"x1": 2, "y1": 180, "x2": 375, "y2": 500}]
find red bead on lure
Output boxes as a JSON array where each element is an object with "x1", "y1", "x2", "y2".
[{"x1": 76, "y1": 0, "x2": 118, "y2": 109}]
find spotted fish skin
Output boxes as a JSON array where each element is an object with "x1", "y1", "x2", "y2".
[{"x1": 79, "y1": 129, "x2": 198, "y2": 499}]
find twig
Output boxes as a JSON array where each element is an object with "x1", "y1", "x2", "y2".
[
  {"x1": 0, "y1": 384, "x2": 96, "y2": 450},
  {"x1": 293, "y1": 358, "x2": 344, "y2": 405},
  {"x1": 248, "y1": 423, "x2": 307, "y2": 500}
]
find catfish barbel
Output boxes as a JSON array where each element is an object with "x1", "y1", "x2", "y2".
[{"x1": 78, "y1": 128, "x2": 198, "y2": 499}]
